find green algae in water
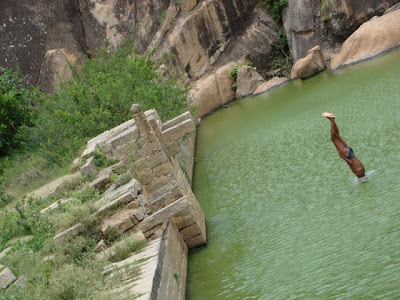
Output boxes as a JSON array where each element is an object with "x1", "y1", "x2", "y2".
[{"x1": 188, "y1": 50, "x2": 400, "y2": 299}]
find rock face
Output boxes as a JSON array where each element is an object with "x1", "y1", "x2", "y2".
[
  {"x1": 291, "y1": 45, "x2": 326, "y2": 79},
  {"x1": 0, "y1": 0, "x2": 88, "y2": 86},
  {"x1": 331, "y1": 10, "x2": 400, "y2": 69},
  {"x1": 0, "y1": 0, "x2": 279, "y2": 94},
  {"x1": 236, "y1": 66, "x2": 265, "y2": 98},
  {"x1": 155, "y1": 3, "x2": 278, "y2": 82},
  {"x1": 283, "y1": 0, "x2": 400, "y2": 61}
]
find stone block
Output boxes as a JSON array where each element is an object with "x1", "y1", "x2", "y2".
[
  {"x1": 109, "y1": 126, "x2": 139, "y2": 148},
  {"x1": 135, "y1": 151, "x2": 169, "y2": 171},
  {"x1": 185, "y1": 233, "x2": 207, "y2": 249},
  {"x1": 148, "y1": 181, "x2": 179, "y2": 203},
  {"x1": 90, "y1": 175, "x2": 112, "y2": 189},
  {"x1": 137, "y1": 194, "x2": 148, "y2": 205},
  {"x1": 80, "y1": 156, "x2": 97, "y2": 176},
  {"x1": 179, "y1": 223, "x2": 202, "y2": 241},
  {"x1": 112, "y1": 144, "x2": 134, "y2": 161},
  {"x1": 7, "y1": 275, "x2": 27, "y2": 290},
  {"x1": 53, "y1": 223, "x2": 84, "y2": 242},
  {"x1": 94, "y1": 179, "x2": 141, "y2": 209},
  {"x1": 0, "y1": 268, "x2": 16, "y2": 289},
  {"x1": 135, "y1": 141, "x2": 162, "y2": 158},
  {"x1": 161, "y1": 119, "x2": 195, "y2": 145},
  {"x1": 99, "y1": 209, "x2": 138, "y2": 238},
  {"x1": 133, "y1": 206, "x2": 146, "y2": 222},
  {"x1": 162, "y1": 112, "x2": 192, "y2": 131},
  {"x1": 146, "y1": 191, "x2": 173, "y2": 214},
  {"x1": 82, "y1": 142, "x2": 97, "y2": 159},
  {"x1": 152, "y1": 162, "x2": 174, "y2": 178},
  {"x1": 144, "y1": 109, "x2": 162, "y2": 131},
  {"x1": 139, "y1": 196, "x2": 190, "y2": 233},
  {"x1": 96, "y1": 191, "x2": 135, "y2": 215},
  {"x1": 151, "y1": 221, "x2": 169, "y2": 239},
  {"x1": 173, "y1": 207, "x2": 197, "y2": 230},
  {"x1": 136, "y1": 168, "x2": 153, "y2": 185},
  {"x1": 145, "y1": 175, "x2": 174, "y2": 194}
]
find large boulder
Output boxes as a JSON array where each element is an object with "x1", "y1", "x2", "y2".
[
  {"x1": 283, "y1": 0, "x2": 400, "y2": 61},
  {"x1": 331, "y1": 10, "x2": 400, "y2": 69},
  {"x1": 236, "y1": 66, "x2": 265, "y2": 98},
  {"x1": 291, "y1": 45, "x2": 325, "y2": 79},
  {"x1": 253, "y1": 77, "x2": 289, "y2": 96},
  {"x1": 37, "y1": 49, "x2": 76, "y2": 93},
  {"x1": 188, "y1": 61, "x2": 240, "y2": 117}
]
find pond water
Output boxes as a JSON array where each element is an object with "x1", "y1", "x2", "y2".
[{"x1": 187, "y1": 49, "x2": 400, "y2": 299}]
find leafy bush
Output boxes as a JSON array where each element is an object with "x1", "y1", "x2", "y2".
[
  {"x1": 260, "y1": 0, "x2": 288, "y2": 23},
  {"x1": 269, "y1": 28, "x2": 293, "y2": 70},
  {"x1": 0, "y1": 67, "x2": 36, "y2": 156},
  {"x1": 228, "y1": 65, "x2": 240, "y2": 79},
  {"x1": 20, "y1": 37, "x2": 188, "y2": 167}
]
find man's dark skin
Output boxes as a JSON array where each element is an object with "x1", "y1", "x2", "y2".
[{"x1": 323, "y1": 112, "x2": 366, "y2": 179}]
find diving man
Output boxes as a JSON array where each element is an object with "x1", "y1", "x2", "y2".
[{"x1": 323, "y1": 112, "x2": 367, "y2": 181}]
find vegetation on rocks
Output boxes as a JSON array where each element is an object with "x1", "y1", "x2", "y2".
[
  {"x1": 0, "y1": 37, "x2": 188, "y2": 199},
  {"x1": 260, "y1": 0, "x2": 288, "y2": 23},
  {"x1": 0, "y1": 37, "x2": 187, "y2": 298},
  {"x1": 0, "y1": 177, "x2": 144, "y2": 299},
  {"x1": 259, "y1": 0, "x2": 293, "y2": 76}
]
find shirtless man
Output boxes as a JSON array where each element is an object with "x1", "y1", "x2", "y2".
[{"x1": 323, "y1": 112, "x2": 366, "y2": 180}]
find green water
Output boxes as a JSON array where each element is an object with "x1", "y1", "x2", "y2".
[{"x1": 187, "y1": 50, "x2": 400, "y2": 299}]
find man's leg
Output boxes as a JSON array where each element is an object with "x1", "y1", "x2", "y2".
[
  {"x1": 330, "y1": 119, "x2": 348, "y2": 148},
  {"x1": 323, "y1": 113, "x2": 350, "y2": 157}
]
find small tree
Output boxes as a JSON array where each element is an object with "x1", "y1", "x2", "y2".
[{"x1": 0, "y1": 67, "x2": 34, "y2": 155}]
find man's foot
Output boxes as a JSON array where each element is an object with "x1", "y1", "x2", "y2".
[{"x1": 322, "y1": 112, "x2": 335, "y2": 120}]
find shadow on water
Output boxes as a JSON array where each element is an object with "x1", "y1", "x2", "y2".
[{"x1": 187, "y1": 49, "x2": 400, "y2": 299}]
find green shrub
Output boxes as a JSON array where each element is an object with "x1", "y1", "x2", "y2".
[
  {"x1": 20, "y1": 37, "x2": 188, "y2": 167},
  {"x1": 36, "y1": 264, "x2": 104, "y2": 300},
  {"x1": 269, "y1": 28, "x2": 293, "y2": 70},
  {"x1": 0, "y1": 209, "x2": 28, "y2": 249},
  {"x1": 228, "y1": 65, "x2": 240, "y2": 79},
  {"x1": 0, "y1": 67, "x2": 36, "y2": 156},
  {"x1": 260, "y1": 0, "x2": 288, "y2": 23}
]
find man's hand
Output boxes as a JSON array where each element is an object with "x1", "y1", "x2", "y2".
[{"x1": 339, "y1": 153, "x2": 353, "y2": 164}]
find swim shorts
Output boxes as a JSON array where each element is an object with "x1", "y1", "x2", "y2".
[{"x1": 346, "y1": 147, "x2": 355, "y2": 159}]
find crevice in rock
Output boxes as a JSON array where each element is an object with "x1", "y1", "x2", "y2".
[{"x1": 77, "y1": 0, "x2": 90, "y2": 58}]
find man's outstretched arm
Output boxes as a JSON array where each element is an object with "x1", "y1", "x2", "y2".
[{"x1": 339, "y1": 153, "x2": 353, "y2": 164}]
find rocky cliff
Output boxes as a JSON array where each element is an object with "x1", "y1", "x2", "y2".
[
  {"x1": 0, "y1": 0, "x2": 278, "y2": 90},
  {"x1": 283, "y1": 0, "x2": 400, "y2": 61}
]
